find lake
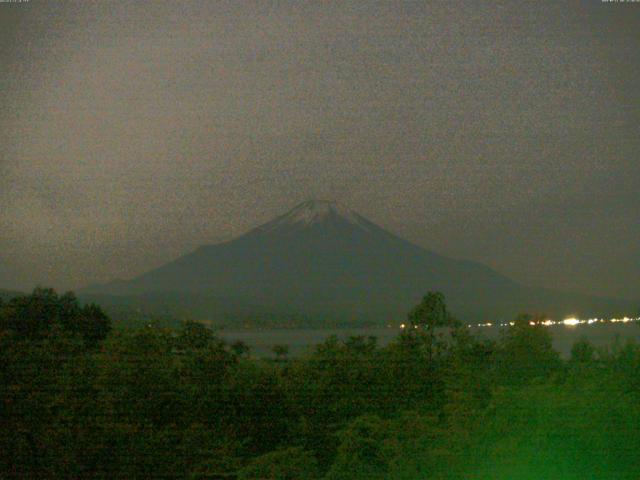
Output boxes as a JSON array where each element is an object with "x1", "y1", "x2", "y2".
[{"x1": 218, "y1": 323, "x2": 640, "y2": 358}]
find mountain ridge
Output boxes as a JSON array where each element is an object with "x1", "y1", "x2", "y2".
[{"x1": 82, "y1": 200, "x2": 636, "y2": 325}]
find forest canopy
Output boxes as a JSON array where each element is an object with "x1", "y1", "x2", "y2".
[{"x1": 1, "y1": 288, "x2": 639, "y2": 479}]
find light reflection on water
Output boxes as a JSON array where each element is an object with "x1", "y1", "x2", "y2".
[{"x1": 218, "y1": 321, "x2": 640, "y2": 359}]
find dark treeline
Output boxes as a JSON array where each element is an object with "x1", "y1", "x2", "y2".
[{"x1": 1, "y1": 289, "x2": 639, "y2": 478}]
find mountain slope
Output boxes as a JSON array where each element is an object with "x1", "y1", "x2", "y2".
[{"x1": 83, "y1": 200, "x2": 634, "y2": 324}]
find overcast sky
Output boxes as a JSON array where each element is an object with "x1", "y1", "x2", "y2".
[{"x1": 0, "y1": 1, "x2": 638, "y2": 300}]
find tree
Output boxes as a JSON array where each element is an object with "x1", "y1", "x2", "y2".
[
  {"x1": 80, "y1": 303, "x2": 111, "y2": 344},
  {"x1": 345, "y1": 335, "x2": 377, "y2": 354},
  {"x1": 570, "y1": 338, "x2": 596, "y2": 365},
  {"x1": 178, "y1": 320, "x2": 216, "y2": 350},
  {"x1": 496, "y1": 313, "x2": 560, "y2": 385},
  {"x1": 0, "y1": 288, "x2": 111, "y2": 344},
  {"x1": 407, "y1": 291, "x2": 453, "y2": 361},
  {"x1": 231, "y1": 340, "x2": 251, "y2": 357},
  {"x1": 96, "y1": 327, "x2": 184, "y2": 430},
  {"x1": 272, "y1": 344, "x2": 289, "y2": 361},
  {"x1": 2, "y1": 287, "x2": 60, "y2": 339},
  {"x1": 325, "y1": 415, "x2": 389, "y2": 480}
]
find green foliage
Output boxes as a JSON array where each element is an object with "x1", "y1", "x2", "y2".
[
  {"x1": 408, "y1": 291, "x2": 457, "y2": 361},
  {"x1": 231, "y1": 339, "x2": 251, "y2": 357},
  {"x1": 325, "y1": 415, "x2": 390, "y2": 480},
  {"x1": 495, "y1": 313, "x2": 561, "y2": 385},
  {"x1": 178, "y1": 320, "x2": 216, "y2": 349},
  {"x1": 570, "y1": 337, "x2": 596, "y2": 364},
  {"x1": 79, "y1": 302, "x2": 112, "y2": 344},
  {"x1": 1, "y1": 289, "x2": 638, "y2": 478},
  {"x1": 0, "y1": 287, "x2": 111, "y2": 344},
  {"x1": 408, "y1": 291, "x2": 450, "y2": 331},
  {"x1": 272, "y1": 344, "x2": 290, "y2": 361},
  {"x1": 238, "y1": 447, "x2": 319, "y2": 480},
  {"x1": 464, "y1": 372, "x2": 640, "y2": 479}
]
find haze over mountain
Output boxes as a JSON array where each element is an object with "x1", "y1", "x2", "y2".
[{"x1": 83, "y1": 200, "x2": 635, "y2": 325}]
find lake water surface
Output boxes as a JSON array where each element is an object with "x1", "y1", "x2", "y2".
[{"x1": 219, "y1": 323, "x2": 640, "y2": 358}]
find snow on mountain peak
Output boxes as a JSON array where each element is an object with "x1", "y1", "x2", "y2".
[
  {"x1": 253, "y1": 200, "x2": 372, "y2": 234},
  {"x1": 285, "y1": 200, "x2": 360, "y2": 225}
]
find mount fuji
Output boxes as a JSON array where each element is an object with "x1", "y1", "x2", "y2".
[{"x1": 83, "y1": 200, "x2": 633, "y2": 325}]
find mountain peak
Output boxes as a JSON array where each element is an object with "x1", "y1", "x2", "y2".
[
  {"x1": 83, "y1": 199, "x2": 634, "y2": 324},
  {"x1": 251, "y1": 200, "x2": 371, "y2": 235},
  {"x1": 289, "y1": 200, "x2": 357, "y2": 223}
]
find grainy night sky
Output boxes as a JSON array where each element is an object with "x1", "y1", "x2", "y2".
[{"x1": 0, "y1": 1, "x2": 638, "y2": 300}]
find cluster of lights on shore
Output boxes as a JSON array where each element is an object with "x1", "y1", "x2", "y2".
[{"x1": 399, "y1": 316, "x2": 640, "y2": 330}]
